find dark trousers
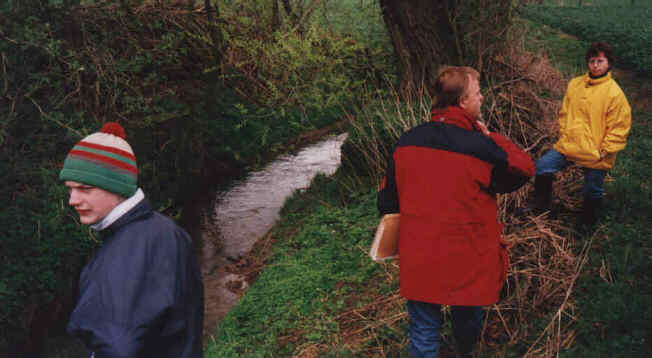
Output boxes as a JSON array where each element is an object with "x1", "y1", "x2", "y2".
[
  {"x1": 407, "y1": 300, "x2": 484, "y2": 358},
  {"x1": 536, "y1": 149, "x2": 607, "y2": 200}
]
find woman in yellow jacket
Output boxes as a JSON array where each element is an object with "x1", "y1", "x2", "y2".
[{"x1": 534, "y1": 42, "x2": 631, "y2": 227}]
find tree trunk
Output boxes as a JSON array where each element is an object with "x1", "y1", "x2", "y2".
[
  {"x1": 204, "y1": 0, "x2": 223, "y2": 67},
  {"x1": 272, "y1": 0, "x2": 280, "y2": 31},
  {"x1": 379, "y1": 0, "x2": 461, "y2": 97},
  {"x1": 281, "y1": 0, "x2": 299, "y2": 25},
  {"x1": 380, "y1": 0, "x2": 515, "y2": 97}
]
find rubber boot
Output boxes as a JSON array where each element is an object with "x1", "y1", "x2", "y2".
[
  {"x1": 452, "y1": 309, "x2": 483, "y2": 358},
  {"x1": 579, "y1": 197, "x2": 602, "y2": 233},
  {"x1": 534, "y1": 174, "x2": 554, "y2": 212},
  {"x1": 454, "y1": 336, "x2": 478, "y2": 358}
]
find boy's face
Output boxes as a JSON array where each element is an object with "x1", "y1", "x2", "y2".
[{"x1": 65, "y1": 181, "x2": 124, "y2": 224}]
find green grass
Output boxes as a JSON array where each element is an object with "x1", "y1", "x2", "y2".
[
  {"x1": 518, "y1": 18, "x2": 589, "y2": 77},
  {"x1": 536, "y1": 0, "x2": 652, "y2": 6},
  {"x1": 315, "y1": 0, "x2": 390, "y2": 48},
  {"x1": 560, "y1": 111, "x2": 652, "y2": 357},
  {"x1": 206, "y1": 9, "x2": 652, "y2": 358},
  {"x1": 519, "y1": 11, "x2": 652, "y2": 354},
  {"x1": 1, "y1": 0, "x2": 392, "y2": 351},
  {"x1": 205, "y1": 175, "x2": 387, "y2": 357},
  {"x1": 513, "y1": 13, "x2": 652, "y2": 358},
  {"x1": 521, "y1": 3, "x2": 652, "y2": 75}
]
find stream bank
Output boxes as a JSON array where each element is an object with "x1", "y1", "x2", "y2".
[{"x1": 194, "y1": 133, "x2": 349, "y2": 338}]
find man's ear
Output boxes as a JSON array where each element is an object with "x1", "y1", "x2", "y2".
[{"x1": 458, "y1": 95, "x2": 468, "y2": 110}]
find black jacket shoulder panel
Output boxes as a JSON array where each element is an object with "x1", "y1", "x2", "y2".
[{"x1": 396, "y1": 122, "x2": 509, "y2": 167}]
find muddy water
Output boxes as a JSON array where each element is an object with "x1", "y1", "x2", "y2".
[{"x1": 201, "y1": 133, "x2": 348, "y2": 335}]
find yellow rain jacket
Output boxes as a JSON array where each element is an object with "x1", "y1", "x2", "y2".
[{"x1": 553, "y1": 72, "x2": 631, "y2": 170}]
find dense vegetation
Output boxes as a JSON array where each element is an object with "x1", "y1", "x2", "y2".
[
  {"x1": 208, "y1": 3, "x2": 652, "y2": 358},
  {"x1": 521, "y1": 2, "x2": 652, "y2": 75},
  {"x1": 0, "y1": 0, "x2": 393, "y2": 353},
  {"x1": 2, "y1": 0, "x2": 650, "y2": 356}
]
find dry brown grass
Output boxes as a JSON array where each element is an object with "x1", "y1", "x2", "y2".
[
  {"x1": 486, "y1": 212, "x2": 593, "y2": 357},
  {"x1": 337, "y1": 41, "x2": 596, "y2": 357},
  {"x1": 473, "y1": 46, "x2": 596, "y2": 356}
]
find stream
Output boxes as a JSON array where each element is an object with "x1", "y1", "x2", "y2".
[
  {"x1": 39, "y1": 133, "x2": 349, "y2": 355},
  {"x1": 200, "y1": 133, "x2": 348, "y2": 335}
]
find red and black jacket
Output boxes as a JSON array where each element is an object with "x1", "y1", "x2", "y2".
[{"x1": 377, "y1": 106, "x2": 534, "y2": 305}]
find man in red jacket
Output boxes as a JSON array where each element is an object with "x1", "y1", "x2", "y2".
[{"x1": 378, "y1": 66, "x2": 535, "y2": 357}]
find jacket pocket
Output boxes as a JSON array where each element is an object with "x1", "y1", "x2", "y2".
[{"x1": 560, "y1": 120, "x2": 600, "y2": 162}]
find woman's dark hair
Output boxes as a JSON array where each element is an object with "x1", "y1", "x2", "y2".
[{"x1": 585, "y1": 42, "x2": 614, "y2": 65}]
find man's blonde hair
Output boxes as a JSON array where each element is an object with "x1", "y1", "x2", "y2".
[{"x1": 431, "y1": 66, "x2": 479, "y2": 110}]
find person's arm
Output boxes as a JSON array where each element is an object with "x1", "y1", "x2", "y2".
[
  {"x1": 377, "y1": 153, "x2": 400, "y2": 215},
  {"x1": 474, "y1": 118, "x2": 535, "y2": 193},
  {"x1": 68, "y1": 232, "x2": 179, "y2": 357},
  {"x1": 600, "y1": 93, "x2": 632, "y2": 158},
  {"x1": 486, "y1": 132, "x2": 535, "y2": 194}
]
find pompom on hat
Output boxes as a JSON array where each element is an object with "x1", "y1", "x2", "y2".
[{"x1": 59, "y1": 122, "x2": 138, "y2": 197}]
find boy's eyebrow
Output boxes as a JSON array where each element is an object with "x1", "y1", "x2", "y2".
[{"x1": 66, "y1": 183, "x2": 94, "y2": 189}]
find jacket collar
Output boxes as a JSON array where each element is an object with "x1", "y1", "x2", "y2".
[
  {"x1": 584, "y1": 71, "x2": 612, "y2": 87},
  {"x1": 431, "y1": 106, "x2": 479, "y2": 132},
  {"x1": 91, "y1": 188, "x2": 144, "y2": 231},
  {"x1": 99, "y1": 195, "x2": 154, "y2": 238}
]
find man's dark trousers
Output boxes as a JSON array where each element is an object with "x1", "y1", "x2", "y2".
[{"x1": 407, "y1": 300, "x2": 484, "y2": 358}]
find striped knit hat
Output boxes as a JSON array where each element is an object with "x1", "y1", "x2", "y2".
[{"x1": 59, "y1": 122, "x2": 138, "y2": 197}]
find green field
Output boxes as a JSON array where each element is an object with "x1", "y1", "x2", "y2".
[{"x1": 521, "y1": 4, "x2": 652, "y2": 75}]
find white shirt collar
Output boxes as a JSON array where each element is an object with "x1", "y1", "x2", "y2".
[{"x1": 91, "y1": 188, "x2": 145, "y2": 231}]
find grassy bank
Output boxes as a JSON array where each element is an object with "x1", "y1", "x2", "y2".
[
  {"x1": 207, "y1": 13, "x2": 652, "y2": 358},
  {"x1": 523, "y1": 17, "x2": 652, "y2": 356},
  {"x1": 205, "y1": 176, "x2": 391, "y2": 357},
  {"x1": 563, "y1": 113, "x2": 652, "y2": 357},
  {"x1": 0, "y1": 0, "x2": 392, "y2": 354}
]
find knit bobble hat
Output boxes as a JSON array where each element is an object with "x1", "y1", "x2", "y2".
[{"x1": 59, "y1": 122, "x2": 138, "y2": 198}]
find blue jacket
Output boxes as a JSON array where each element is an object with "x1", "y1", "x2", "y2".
[{"x1": 67, "y1": 199, "x2": 204, "y2": 358}]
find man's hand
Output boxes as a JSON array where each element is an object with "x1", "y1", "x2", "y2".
[{"x1": 476, "y1": 120, "x2": 490, "y2": 136}]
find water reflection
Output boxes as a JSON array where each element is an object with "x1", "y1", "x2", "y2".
[
  {"x1": 201, "y1": 133, "x2": 347, "y2": 329},
  {"x1": 213, "y1": 133, "x2": 347, "y2": 261}
]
